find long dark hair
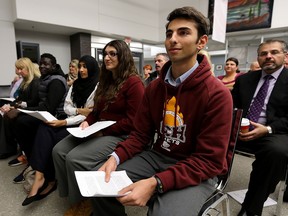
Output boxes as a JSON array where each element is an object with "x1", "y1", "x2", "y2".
[{"x1": 94, "y1": 40, "x2": 139, "y2": 110}]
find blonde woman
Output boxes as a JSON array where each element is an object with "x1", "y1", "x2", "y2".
[
  {"x1": 0, "y1": 57, "x2": 41, "y2": 159},
  {"x1": 198, "y1": 49, "x2": 215, "y2": 76},
  {"x1": 66, "y1": 59, "x2": 79, "y2": 87}
]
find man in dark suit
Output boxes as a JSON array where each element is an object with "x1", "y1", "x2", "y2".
[{"x1": 232, "y1": 39, "x2": 288, "y2": 216}]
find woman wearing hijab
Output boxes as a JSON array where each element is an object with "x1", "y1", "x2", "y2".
[{"x1": 22, "y1": 55, "x2": 99, "y2": 206}]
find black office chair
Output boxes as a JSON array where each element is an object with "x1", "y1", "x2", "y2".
[
  {"x1": 198, "y1": 108, "x2": 243, "y2": 216},
  {"x1": 235, "y1": 147, "x2": 288, "y2": 216}
]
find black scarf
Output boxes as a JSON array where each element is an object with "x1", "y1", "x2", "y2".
[{"x1": 72, "y1": 55, "x2": 99, "y2": 107}]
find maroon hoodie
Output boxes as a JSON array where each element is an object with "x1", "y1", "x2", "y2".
[{"x1": 115, "y1": 55, "x2": 233, "y2": 192}]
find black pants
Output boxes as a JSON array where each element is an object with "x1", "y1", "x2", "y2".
[
  {"x1": 14, "y1": 113, "x2": 42, "y2": 160},
  {"x1": 0, "y1": 115, "x2": 18, "y2": 155},
  {"x1": 236, "y1": 134, "x2": 288, "y2": 215},
  {"x1": 30, "y1": 123, "x2": 69, "y2": 181}
]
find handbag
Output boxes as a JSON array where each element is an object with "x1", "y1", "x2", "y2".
[{"x1": 23, "y1": 166, "x2": 35, "y2": 193}]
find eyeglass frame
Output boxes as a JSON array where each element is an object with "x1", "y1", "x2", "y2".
[
  {"x1": 258, "y1": 50, "x2": 287, "y2": 57},
  {"x1": 103, "y1": 51, "x2": 118, "y2": 58}
]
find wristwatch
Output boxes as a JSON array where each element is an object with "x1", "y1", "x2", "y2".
[
  {"x1": 154, "y1": 176, "x2": 164, "y2": 193},
  {"x1": 266, "y1": 126, "x2": 272, "y2": 134}
]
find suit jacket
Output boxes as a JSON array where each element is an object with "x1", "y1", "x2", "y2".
[{"x1": 232, "y1": 67, "x2": 288, "y2": 134}]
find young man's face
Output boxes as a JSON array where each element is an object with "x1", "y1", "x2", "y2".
[
  {"x1": 39, "y1": 57, "x2": 55, "y2": 76},
  {"x1": 165, "y1": 18, "x2": 207, "y2": 65}
]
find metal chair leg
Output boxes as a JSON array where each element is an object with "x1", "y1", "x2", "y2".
[{"x1": 276, "y1": 180, "x2": 286, "y2": 216}]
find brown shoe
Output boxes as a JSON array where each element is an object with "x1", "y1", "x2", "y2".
[{"x1": 64, "y1": 199, "x2": 92, "y2": 216}]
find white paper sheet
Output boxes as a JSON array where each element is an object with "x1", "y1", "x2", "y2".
[
  {"x1": 0, "y1": 97, "x2": 15, "y2": 102},
  {"x1": 17, "y1": 109, "x2": 57, "y2": 121},
  {"x1": 75, "y1": 170, "x2": 133, "y2": 197},
  {"x1": 228, "y1": 189, "x2": 277, "y2": 207},
  {"x1": 67, "y1": 121, "x2": 116, "y2": 138}
]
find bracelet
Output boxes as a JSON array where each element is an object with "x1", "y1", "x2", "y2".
[{"x1": 154, "y1": 176, "x2": 164, "y2": 193}]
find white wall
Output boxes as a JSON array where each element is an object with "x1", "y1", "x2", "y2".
[
  {"x1": 1, "y1": 0, "x2": 288, "y2": 85},
  {"x1": 15, "y1": 0, "x2": 160, "y2": 42},
  {"x1": 15, "y1": 30, "x2": 71, "y2": 75},
  {"x1": 270, "y1": 0, "x2": 287, "y2": 28},
  {"x1": 158, "y1": 0, "x2": 209, "y2": 41},
  {"x1": 0, "y1": 21, "x2": 17, "y2": 85},
  {"x1": 0, "y1": 0, "x2": 17, "y2": 85}
]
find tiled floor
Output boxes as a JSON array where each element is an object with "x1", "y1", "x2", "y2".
[{"x1": 0, "y1": 154, "x2": 287, "y2": 216}]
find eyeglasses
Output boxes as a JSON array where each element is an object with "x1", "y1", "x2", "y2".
[
  {"x1": 103, "y1": 51, "x2": 118, "y2": 58},
  {"x1": 258, "y1": 50, "x2": 287, "y2": 57}
]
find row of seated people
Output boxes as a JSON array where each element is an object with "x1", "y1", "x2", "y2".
[
  {"x1": 1, "y1": 6, "x2": 288, "y2": 215},
  {"x1": 0, "y1": 39, "x2": 145, "y2": 214},
  {"x1": 0, "y1": 55, "x2": 80, "y2": 162}
]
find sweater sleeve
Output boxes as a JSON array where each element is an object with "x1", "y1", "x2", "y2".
[
  {"x1": 101, "y1": 77, "x2": 145, "y2": 136},
  {"x1": 114, "y1": 85, "x2": 160, "y2": 160},
  {"x1": 65, "y1": 86, "x2": 96, "y2": 126}
]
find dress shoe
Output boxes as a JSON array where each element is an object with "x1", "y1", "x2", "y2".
[
  {"x1": 22, "y1": 180, "x2": 48, "y2": 206},
  {"x1": 8, "y1": 154, "x2": 27, "y2": 166},
  {"x1": 238, "y1": 207, "x2": 258, "y2": 216},
  {"x1": 22, "y1": 193, "x2": 41, "y2": 206},
  {"x1": 13, "y1": 165, "x2": 29, "y2": 184},
  {"x1": 37, "y1": 181, "x2": 57, "y2": 200},
  {"x1": 0, "y1": 152, "x2": 17, "y2": 159}
]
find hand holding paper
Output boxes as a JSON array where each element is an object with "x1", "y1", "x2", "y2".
[
  {"x1": 75, "y1": 170, "x2": 133, "y2": 197},
  {"x1": 67, "y1": 121, "x2": 116, "y2": 138}
]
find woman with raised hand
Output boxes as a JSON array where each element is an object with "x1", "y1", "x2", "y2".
[
  {"x1": 22, "y1": 55, "x2": 99, "y2": 206},
  {"x1": 52, "y1": 40, "x2": 145, "y2": 215}
]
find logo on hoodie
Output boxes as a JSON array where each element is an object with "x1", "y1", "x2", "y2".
[{"x1": 160, "y1": 96, "x2": 186, "y2": 151}]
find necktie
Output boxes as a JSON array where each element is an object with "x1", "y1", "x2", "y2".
[{"x1": 247, "y1": 75, "x2": 272, "y2": 123}]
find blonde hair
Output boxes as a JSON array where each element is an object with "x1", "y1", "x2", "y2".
[
  {"x1": 15, "y1": 57, "x2": 41, "y2": 90},
  {"x1": 198, "y1": 49, "x2": 215, "y2": 76},
  {"x1": 70, "y1": 59, "x2": 79, "y2": 69}
]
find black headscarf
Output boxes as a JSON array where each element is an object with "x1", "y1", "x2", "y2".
[{"x1": 72, "y1": 55, "x2": 99, "y2": 107}]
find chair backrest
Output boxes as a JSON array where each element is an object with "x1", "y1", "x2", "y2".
[
  {"x1": 216, "y1": 108, "x2": 243, "y2": 191},
  {"x1": 198, "y1": 108, "x2": 243, "y2": 216}
]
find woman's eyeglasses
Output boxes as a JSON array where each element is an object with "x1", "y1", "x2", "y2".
[{"x1": 103, "y1": 51, "x2": 118, "y2": 58}]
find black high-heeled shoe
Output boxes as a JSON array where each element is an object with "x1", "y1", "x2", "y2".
[{"x1": 22, "y1": 179, "x2": 48, "y2": 206}]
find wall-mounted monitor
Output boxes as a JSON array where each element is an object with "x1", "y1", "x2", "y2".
[{"x1": 16, "y1": 41, "x2": 40, "y2": 63}]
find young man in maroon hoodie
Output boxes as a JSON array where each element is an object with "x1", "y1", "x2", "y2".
[{"x1": 91, "y1": 6, "x2": 233, "y2": 216}]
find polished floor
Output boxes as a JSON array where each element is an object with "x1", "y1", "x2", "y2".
[{"x1": 0, "y1": 154, "x2": 287, "y2": 216}]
